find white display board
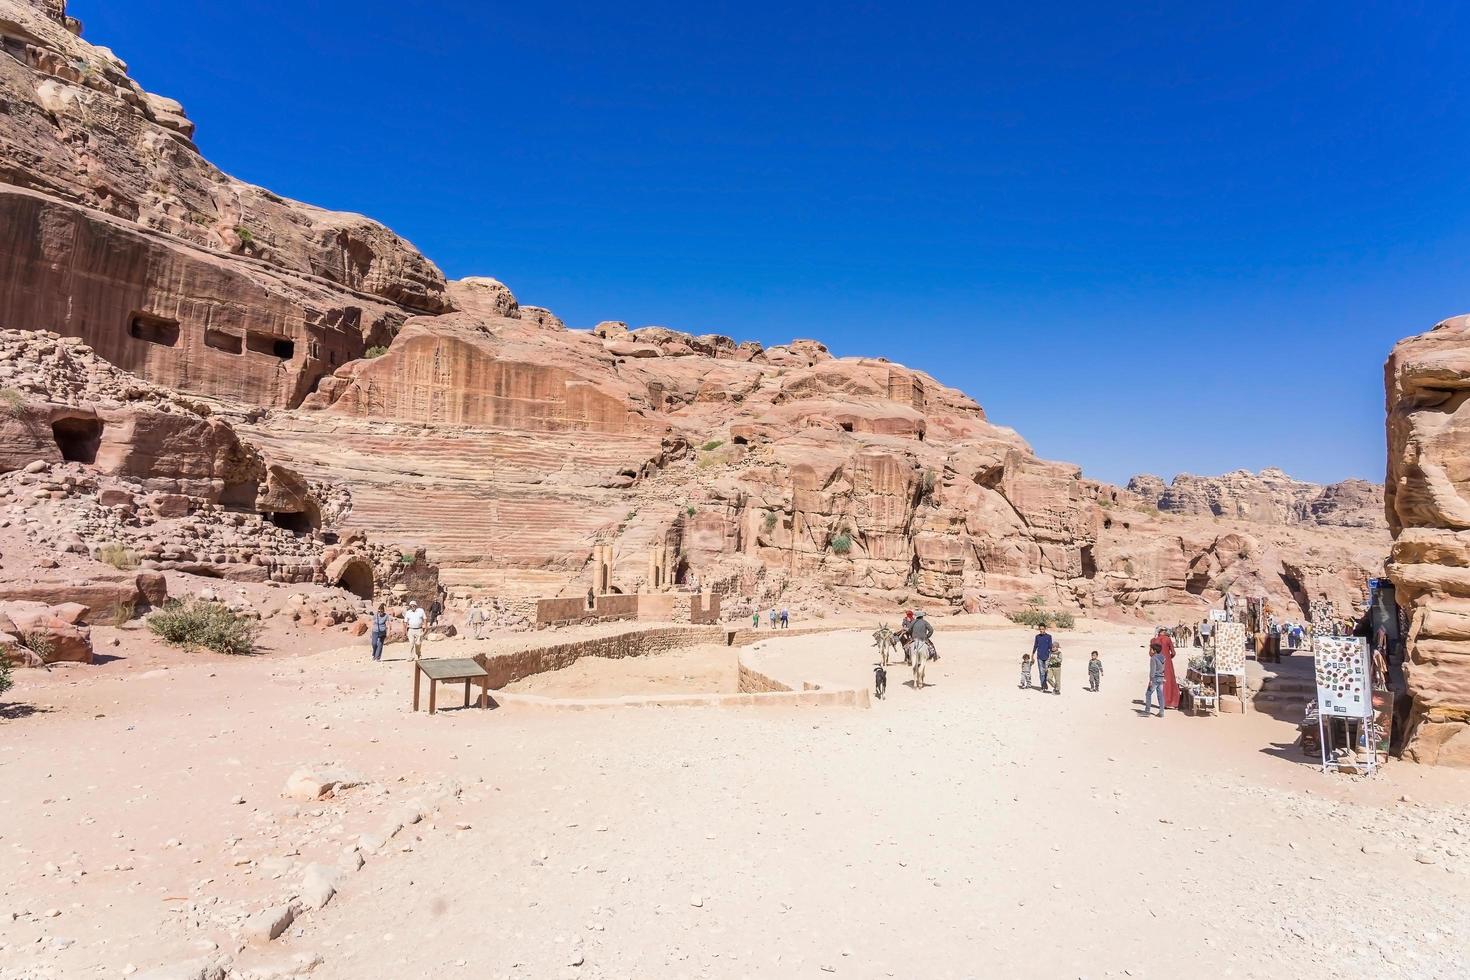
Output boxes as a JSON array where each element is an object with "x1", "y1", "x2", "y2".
[
  {"x1": 1208, "y1": 609, "x2": 1228, "y2": 622},
  {"x1": 1314, "y1": 636, "x2": 1371, "y2": 719},
  {"x1": 1212, "y1": 621, "x2": 1247, "y2": 674}
]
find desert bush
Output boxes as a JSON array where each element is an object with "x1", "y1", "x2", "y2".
[
  {"x1": 920, "y1": 468, "x2": 937, "y2": 495},
  {"x1": 147, "y1": 599, "x2": 260, "y2": 656},
  {"x1": 830, "y1": 533, "x2": 853, "y2": 555},
  {"x1": 0, "y1": 388, "x2": 25, "y2": 418},
  {"x1": 234, "y1": 226, "x2": 255, "y2": 244},
  {"x1": 687, "y1": 505, "x2": 697, "y2": 516},
  {"x1": 96, "y1": 541, "x2": 138, "y2": 570},
  {"x1": 363, "y1": 345, "x2": 389, "y2": 358},
  {"x1": 0, "y1": 645, "x2": 12, "y2": 698},
  {"x1": 700, "y1": 439, "x2": 724, "y2": 452},
  {"x1": 110, "y1": 599, "x2": 136, "y2": 625},
  {"x1": 20, "y1": 630, "x2": 54, "y2": 662},
  {"x1": 1007, "y1": 607, "x2": 1075, "y2": 629},
  {"x1": 762, "y1": 511, "x2": 779, "y2": 531}
]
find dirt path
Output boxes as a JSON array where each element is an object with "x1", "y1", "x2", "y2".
[{"x1": 2, "y1": 624, "x2": 1468, "y2": 979}]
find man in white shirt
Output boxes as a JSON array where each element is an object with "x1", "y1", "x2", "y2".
[{"x1": 404, "y1": 600, "x2": 427, "y2": 659}]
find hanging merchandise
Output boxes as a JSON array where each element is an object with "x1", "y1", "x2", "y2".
[
  {"x1": 1212, "y1": 621, "x2": 1247, "y2": 675},
  {"x1": 1313, "y1": 636, "x2": 1377, "y2": 773}
]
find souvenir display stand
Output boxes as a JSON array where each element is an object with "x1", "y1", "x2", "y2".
[{"x1": 1313, "y1": 636, "x2": 1378, "y2": 773}]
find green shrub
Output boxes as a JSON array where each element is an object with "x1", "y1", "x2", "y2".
[
  {"x1": 20, "y1": 630, "x2": 54, "y2": 662},
  {"x1": 363, "y1": 345, "x2": 389, "y2": 358},
  {"x1": 96, "y1": 542, "x2": 138, "y2": 570},
  {"x1": 700, "y1": 439, "x2": 724, "y2": 452},
  {"x1": 762, "y1": 511, "x2": 779, "y2": 531},
  {"x1": 830, "y1": 533, "x2": 853, "y2": 555},
  {"x1": 1007, "y1": 607, "x2": 1075, "y2": 629},
  {"x1": 0, "y1": 647, "x2": 11, "y2": 698},
  {"x1": 920, "y1": 468, "x2": 937, "y2": 494},
  {"x1": 234, "y1": 226, "x2": 255, "y2": 244},
  {"x1": 400, "y1": 551, "x2": 416, "y2": 565},
  {"x1": 0, "y1": 388, "x2": 25, "y2": 418},
  {"x1": 147, "y1": 599, "x2": 260, "y2": 656}
]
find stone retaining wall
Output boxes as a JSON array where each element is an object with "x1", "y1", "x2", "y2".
[
  {"x1": 462, "y1": 623, "x2": 867, "y2": 710},
  {"x1": 475, "y1": 625, "x2": 728, "y2": 688}
]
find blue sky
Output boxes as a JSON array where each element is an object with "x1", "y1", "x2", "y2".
[{"x1": 74, "y1": 1, "x2": 1470, "y2": 485}]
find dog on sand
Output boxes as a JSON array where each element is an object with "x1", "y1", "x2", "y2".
[{"x1": 874, "y1": 664, "x2": 887, "y2": 699}]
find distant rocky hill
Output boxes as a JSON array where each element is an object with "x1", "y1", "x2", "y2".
[
  {"x1": 0, "y1": 0, "x2": 1389, "y2": 625},
  {"x1": 1125, "y1": 469, "x2": 1384, "y2": 530}
]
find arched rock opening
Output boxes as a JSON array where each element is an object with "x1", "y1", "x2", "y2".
[
  {"x1": 51, "y1": 416, "x2": 103, "y2": 463},
  {"x1": 327, "y1": 555, "x2": 375, "y2": 600}
]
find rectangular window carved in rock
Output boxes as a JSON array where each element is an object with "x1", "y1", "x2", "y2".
[
  {"x1": 204, "y1": 328, "x2": 243, "y2": 354},
  {"x1": 247, "y1": 332, "x2": 295, "y2": 359},
  {"x1": 128, "y1": 312, "x2": 180, "y2": 347}
]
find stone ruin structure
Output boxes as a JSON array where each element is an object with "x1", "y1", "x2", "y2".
[{"x1": 1386, "y1": 315, "x2": 1470, "y2": 766}]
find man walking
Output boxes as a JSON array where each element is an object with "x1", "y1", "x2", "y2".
[
  {"x1": 1144, "y1": 642, "x2": 1166, "y2": 717},
  {"x1": 1032, "y1": 625, "x2": 1054, "y2": 691},
  {"x1": 467, "y1": 602, "x2": 486, "y2": 640},
  {"x1": 404, "y1": 599, "x2": 427, "y2": 660}
]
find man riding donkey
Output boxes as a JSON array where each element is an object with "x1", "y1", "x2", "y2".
[{"x1": 907, "y1": 610, "x2": 937, "y2": 689}]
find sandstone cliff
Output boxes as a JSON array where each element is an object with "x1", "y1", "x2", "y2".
[
  {"x1": 1126, "y1": 469, "x2": 1384, "y2": 530},
  {"x1": 0, "y1": 0, "x2": 1388, "y2": 630},
  {"x1": 0, "y1": 0, "x2": 452, "y2": 408},
  {"x1": 1385, "y1": 314, "x2": 1470, "y2": 766}
]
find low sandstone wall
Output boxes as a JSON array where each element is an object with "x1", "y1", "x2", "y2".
[
  {"x1": 475, "y1": 625, "x2": 728, "y2": 689},
  {"x1": 463, "y1": 622, "x2": 867, "y2": 710},
  {"x1": 737, "y1": 660, "x2": 793, "y2": 693},
  {"x1": 634, "y1": 593, "x2": 678, "y2": 621},
  {"x1": 486, "y1": 687, "x2": 866, "y2": 712}
]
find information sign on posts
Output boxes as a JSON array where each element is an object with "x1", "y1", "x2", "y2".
[{"x1": 1314, "y1": 637, "x2": 1371, "y2": 718}]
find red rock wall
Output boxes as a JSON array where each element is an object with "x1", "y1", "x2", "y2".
[
  {"x1": 0, "y1": 189, "x2": 407, "y2": 407},
  {"x1": 1386, "y1": 315, "x2": 1470, "y2": 766}
]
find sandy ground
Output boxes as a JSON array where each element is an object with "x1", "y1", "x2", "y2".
[{"x1": 3, "y1": 622, "x2": 1470, "y2": 980}]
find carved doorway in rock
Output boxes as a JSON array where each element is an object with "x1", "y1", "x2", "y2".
[
  {"x1": 331, "y1": 557, "x2": 375, "y2": 600},
  {"x1": 51, "y1": 416, "x2": 103, "y2": 464}
]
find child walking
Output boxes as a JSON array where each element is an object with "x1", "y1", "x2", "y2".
[
  {"x1": 1047, "y1": 642, "x2": 1062, "y2": 695},
  {"x1": 1088, "y1": 650, "x2": 1103, "y2": 692},
  {"x1": 1020, "y1": 650, "x2": 1034, "y2": 689}
]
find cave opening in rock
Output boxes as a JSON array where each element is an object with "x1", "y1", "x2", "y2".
[
  {"x1": 1080, "y1": 544, "x2": 1097, "y2": 579},
  {"x1": 248, "y1": 332, "x2": 295, "y2": 359},
  {"x1": 333, "y1": 559, "x2": 374, "y2": 600},
  {"x1": 268, "y1": 510, "x2": 316, "y2": 534},
  {"x1": 204, "y1": 328, "x2": 243, "y2": 354},
  {"x1": 51, "y1": 416, "x2": 102, "y2": 463},
  {"x1": 128, "y1": 312, "x2": 180, "y2": 347}
]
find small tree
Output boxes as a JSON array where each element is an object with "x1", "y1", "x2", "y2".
[{"x1": 830, "y1": 533, "x2": 853, "y2": 555}]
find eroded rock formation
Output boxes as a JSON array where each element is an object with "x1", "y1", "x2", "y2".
[
  {"x1": 1127, "y1": 468, "x2": 1384, "y2": 530},
  {"x1": 1386, "y1": 315, "x2": 1470, "y2": 766},
  {"x1": 0, "y1": 0, "x2": 1386, "y2": 635}
]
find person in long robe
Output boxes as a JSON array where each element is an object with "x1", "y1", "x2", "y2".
[{"x1": 1149, "y1": 627, "x2": 1180, "y2": 709}]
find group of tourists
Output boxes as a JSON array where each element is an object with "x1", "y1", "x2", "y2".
[
  {"x1": 369, "y1": 599, "x2": 429, "y2": 662},
  {"x1": 1018, "y1": 625, "x2": 1104, "y2": 695},
  {"x1": 1018, "y1": 624, "x2": 1177, "y2": 714},
  {"x1": 752, "y1": 606, "x2": 790, "y2": 629}
]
